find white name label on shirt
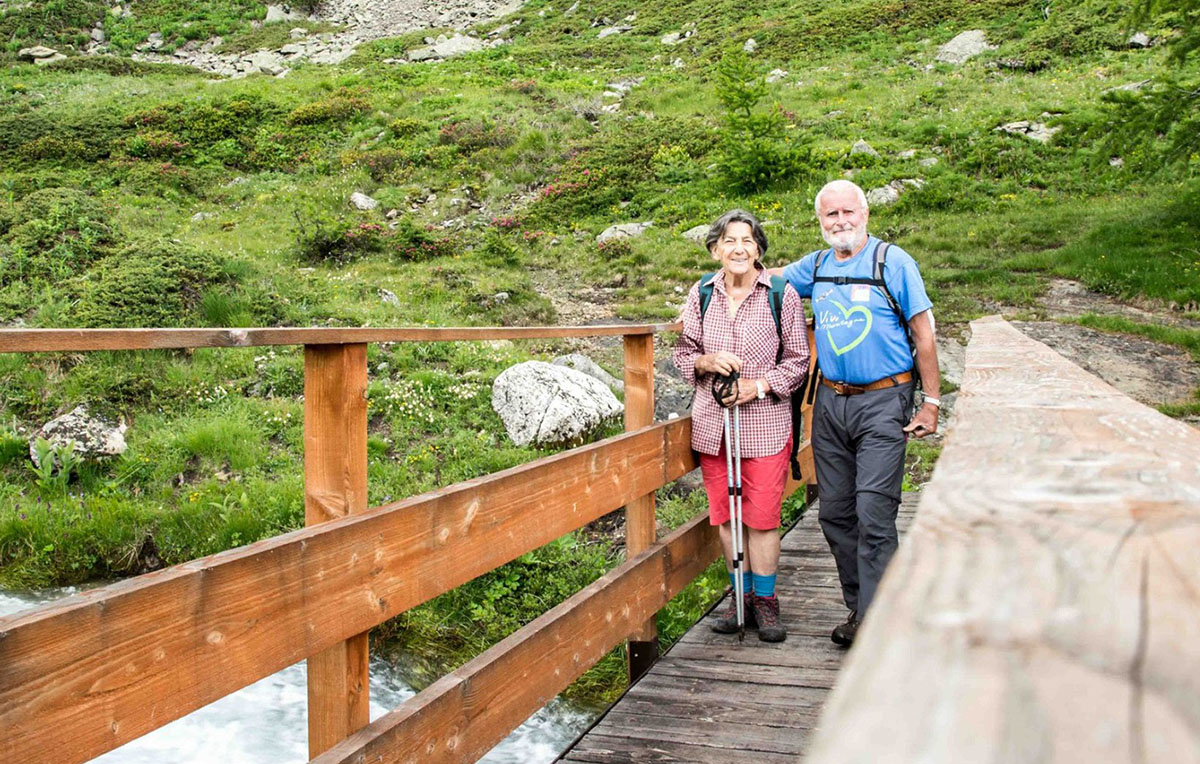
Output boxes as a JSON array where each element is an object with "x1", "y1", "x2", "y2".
[{"x1": 851, "y1": 284, "x2": 871, "y2": 303}]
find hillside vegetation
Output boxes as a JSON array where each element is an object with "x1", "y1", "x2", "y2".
[{"x1": 1, "y1": 0, "x2": 1198, "y2": 698}]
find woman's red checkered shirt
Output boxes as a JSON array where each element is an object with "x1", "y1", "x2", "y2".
[{"x1": 673, "y1": 268, "x2": 810, "y2": 458}]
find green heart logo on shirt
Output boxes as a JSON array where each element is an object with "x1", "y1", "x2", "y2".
[{"x1": 828, "y1": 301, "x2": 872, "y2": 355}]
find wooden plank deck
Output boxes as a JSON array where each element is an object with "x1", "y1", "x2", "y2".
[{"x1": 557, "y1": 493, "x2": 920, "y2": 763}]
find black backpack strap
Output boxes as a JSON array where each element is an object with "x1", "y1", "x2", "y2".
[{"x1": 872, "y1": 241, "x2": 922, "y2": 392}]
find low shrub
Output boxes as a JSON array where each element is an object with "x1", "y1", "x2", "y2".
[
  {"x1": 0, "y1": 188, "x2": 119, "y2": 287},
  {"x1": 294, "y1": 213, "x2": 458, "y2": 264},
  {"x1": 287, "y1": 88, "x2": 372, "y2": 126},
  {"x1": 71, "y1": 238, "x2": 230, "y2": 327},
  {"x1": 43, "y1": 55, "x2": 212, "y2": 78},
  {"x1": 389, "y1": 117, "x2": 425, "y2": 137},
  {"x1": 437, "y1": 118, "x2": 515, "y2": 153}
]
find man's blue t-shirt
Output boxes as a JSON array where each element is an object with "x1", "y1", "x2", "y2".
[{"x1": 783, "y1": 235, "x2": 932, "y2": 385}]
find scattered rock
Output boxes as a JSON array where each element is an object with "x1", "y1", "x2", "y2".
[
  {"x1": 349, "y1": 191, "x2": 378, "y2": 210},
  {"x1": 918, "y1": 157, "x2": 939, "y2": 168},
  {"x1": 554, "y1": 354, "x2": 623, "y2": 393},
  {"x1": 265, "y1": 4, "x2": 308, "y2": 24},
  {"x1": 850, "y1": 139, "x2": 880, "y2": 157},
  {"x1": 995, "y1": 120, "x2": 1060, "y2": 143},
  {"x1": 491, "y1": 362, "x2": 623, "y2": 446},
  {"x1": 1128, "y1": 32, "x2": 1151, "y2": 48},
  {"x1": 598, "y1": 25, "x2": 633, "y2": 39},
  {"x1": 91, "y1": 27, "x2": 106, "y2": 43},
  {"x1": 1109, "y1": 156, "x2": 1125, "y2": 168},
  {"x1": 866, "y1": 179, "x2": 925, "y2": 207},
  {"x1": 743, "y1": 38, "x2": 758, "y2": 54},
  {"x1": 935, "y1": 30, "x2": 995, "y2": 65},
  {"x1": 483, "y1": 291, "x2": 510, "y2": 308},
  {"x1": 682, "y1": 224, "x2": 710, "y2": 248},
  {"x1": 379, "y1": 288, "x2": 400, "y2": 306},
  {"x1": 18, "y1": 45, "x2": 59, "y2": 61},
  {"x1": 30, "y1": 406, "x2": 127, "y2": 466},
  {"x1": 191, "y1": 212, "x2": 214, "y2": 222},
  {"x1": 661, "y1": 32, "x2": 682, "y2": 45},
  {"x1": 766, "y1": 68, "x2": 787, "y2": 83},
  {"x1": 597, "y1": 221, "x2": 653, "y2": 243},
  {"x1": 33, "y1": 53, "x2": 69, "y2": 66},
  {"x1": 408, "y1": 33, "x2": 487, "y2": 61},
  {"x1": 289, "y1": 27, "x2": 309, "y2": 38},
  {"x1": 897, "y1": 149, "x2": 918, "y2": 159},
  {"x1": 654, "y1": 362, "x2": 694, "y2": 421}
]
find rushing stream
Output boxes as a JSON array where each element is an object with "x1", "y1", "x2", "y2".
[{"x1": 0, "y1": 589, "x2": 602, "y2": 763}]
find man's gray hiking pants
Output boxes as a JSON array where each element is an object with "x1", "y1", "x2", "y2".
[{"x1": 812, "y1": 382, "x2": 912, "y2": 617}]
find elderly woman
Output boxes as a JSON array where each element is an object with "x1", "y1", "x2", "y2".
[{"x1": 673, "y1": 209, "x2": 810, "y2": 642}]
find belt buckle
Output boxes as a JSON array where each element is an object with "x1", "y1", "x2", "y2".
[{"x1": 832, "y1": 381, "x2": 860, "y2": 396}]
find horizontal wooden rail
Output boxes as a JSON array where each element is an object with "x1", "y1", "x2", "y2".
[
  {"x1": 313, "y1": 511, "x2": 722, "y2": 764},
  {"x1": 807, "y1": 316, "x2": 1200, "y2": 763},
  {"x1": 0, "y1": 418, "x2": 697, "y2": 764},
  {"x1": 0, "y1": 324, "x2": 681, "y2": 353}
]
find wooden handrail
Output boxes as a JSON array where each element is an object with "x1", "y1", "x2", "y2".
[
  {"x1": 0, "y1": 419, "x2": 696, "y2": 764},
  {"x1": 806, "y1": 316, "x2": 1200, "y2": 762},
  {"x1": 312, "y1": 512, "x2": 722, "y2": 764},
  {"x1": 0, "y1": 323, "x2": 680, "y2": 353}
]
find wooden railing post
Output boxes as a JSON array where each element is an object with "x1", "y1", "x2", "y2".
[
  {"x1": 623, "y1": 333, "x2": 658, "y2": 682},
  {"x1": 304, "y1": 343, "x2": 370, "y2": 757}
]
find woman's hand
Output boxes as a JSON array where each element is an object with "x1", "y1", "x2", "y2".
[
  {"x1": 696, "y1": 351, "x2": 742, "y2": 376},
  {"x1": 721, "y1": 378, "x2": 766, "y2": 407}
]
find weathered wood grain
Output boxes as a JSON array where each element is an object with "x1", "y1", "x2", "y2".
[
  {"x1": 303, "y1": 344, "x2": 371, "y2": 756},
  {"x1": 309, "y1": 513, "x2": 722, "y2": 764},
  {"x1": 0, "y1": 324, "x2": 679, "y2": 353},
  {"x1": 0, "y1": 418, "x2": 698, "y2": 764},
  {"x1": 807, "y1": 316, "x2": 1200, "y2": 764}
]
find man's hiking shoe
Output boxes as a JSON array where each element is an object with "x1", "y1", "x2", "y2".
[
  {"x1": 710, "y1": 591, "x2": 756, "y2": 634},
  {"x1": 831, "y1": 611, "x2": 859, "y2": 647},
  {"x1": 752, "y1": 595, "x2": 786, "y2": 642}
]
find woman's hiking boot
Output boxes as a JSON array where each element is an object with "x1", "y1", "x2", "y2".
[
  {"x1": 751, "y1": 594, "x2": 786, "y2": 642},
  {"x1": 831, "y1": 611, "x2": 859, "y2": 647},
  {"x1": 710, "y1": 591, "x2": 756, "y2": 634}
]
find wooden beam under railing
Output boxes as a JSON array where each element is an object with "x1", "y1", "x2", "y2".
[
  {"x1": 806, "y1": 316, "x2": 1200, "y2": 763},
  {"x1": 0, "y1": 419, "x2": 696, "y2": 764}
]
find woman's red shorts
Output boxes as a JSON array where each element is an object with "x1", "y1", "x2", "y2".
[{"x1": 699, "y1": 435, "x2": 792, "y2": 530}]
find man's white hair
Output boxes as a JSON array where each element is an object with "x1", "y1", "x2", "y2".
[{"x1": 813, "y1": 180, "x2": 869, "y2": 215}]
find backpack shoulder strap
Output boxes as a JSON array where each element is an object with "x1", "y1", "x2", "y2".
[
  {"x1": 698, "y1": 272, "x2": 717, "y2": 320},
  {"x1": 768, "y1": 275, "x2": 786, "y2": 363}
]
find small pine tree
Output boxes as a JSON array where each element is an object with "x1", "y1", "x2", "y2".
[
  {"x1": 715, "y1": 49, "x2": 814, "y2": 192},
  {"x1": 1092, "y1": 0, "x2": 1200, "y2": 169}
]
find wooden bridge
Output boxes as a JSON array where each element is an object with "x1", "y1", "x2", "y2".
[{"x1": 1, "y1": 316, "x2": 1198, "y2": 763}]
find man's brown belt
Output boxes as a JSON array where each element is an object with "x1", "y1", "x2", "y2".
[{"x1": 821, "y1": 371, "x2": 913, "y2": 396}]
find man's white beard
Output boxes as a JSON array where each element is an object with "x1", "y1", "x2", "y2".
[{"x1": 822, "y1": 225, "x2": 865, "y2": 253}]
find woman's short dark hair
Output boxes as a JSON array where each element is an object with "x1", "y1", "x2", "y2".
[{"x1": 705, "y1": 209, "x2": 769, "y2": 257}]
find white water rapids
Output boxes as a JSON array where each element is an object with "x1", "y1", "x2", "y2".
[{"x1": 1, "y1": 589, "x2": 601, "y2": 763}]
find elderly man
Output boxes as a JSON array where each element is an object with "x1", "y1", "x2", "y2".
[{"x1": 776, "y1": 180, "x2": 939, "y2": 646}]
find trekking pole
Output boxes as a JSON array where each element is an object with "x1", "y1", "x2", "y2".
[
  {"x1": 722, "y1": 403, "x2": 744, "y2": 641},
  {"x1": 732, "y1": 400, "x2": 745, "y2": 642}
]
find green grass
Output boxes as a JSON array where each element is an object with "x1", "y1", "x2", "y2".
[{"x1": 1065, "y1": 313, "x2": 1200, "y2": 360}]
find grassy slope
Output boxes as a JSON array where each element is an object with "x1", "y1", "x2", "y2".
[{"x1": 1, "y1": 0, "x2": 1198, "y2": 699}]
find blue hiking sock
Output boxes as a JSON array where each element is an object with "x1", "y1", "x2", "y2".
[
  {"x1": 729, "y1": 571, "x2": 753, "y2": 593},
  {"x1": 752, "y1": 573, "x2": 777, "y2": 598}
]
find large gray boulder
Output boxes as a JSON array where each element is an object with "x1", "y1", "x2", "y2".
[
  {"x1": 492, "y1": 362, "x2": 623, "y2": 446},
  {"x1": 30, "y1": 405, "x2": 127, "y2": 466},
  {"x1": 935, "y1": 30, "x2": 995, "y2": 65},
  {"x1": 682, "y1": 224, "x2": 710, "y2": 248}
]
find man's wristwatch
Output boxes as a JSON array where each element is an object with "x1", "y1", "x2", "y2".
[
  {"x1": 923, "y1": 396, "x2": 941, "y2": 408},
  {"x1": 755, "y1": 380, "x2": 766, "y2": 399}
]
